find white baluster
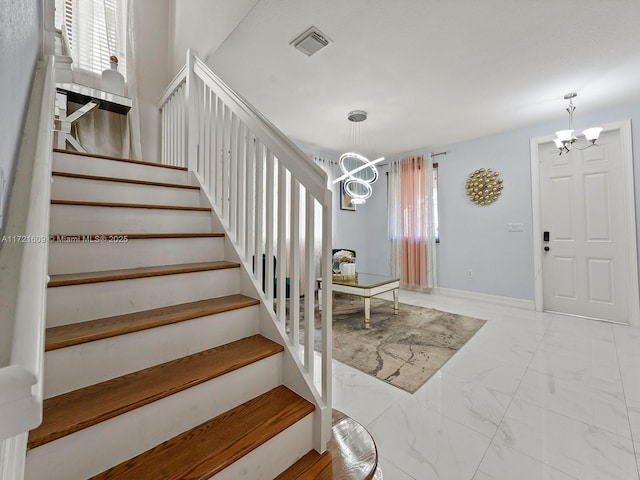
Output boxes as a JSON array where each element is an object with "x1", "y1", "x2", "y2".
[
  {"x1": 265, "y1": 150, "x2": 275, "y2": 304},
  {"x1": 254, "y1": 141, "x2": 264, "y2": 291},
  {"x1": 276, "y1": 163, "x2": 287, "y2": 325},
  {"x1": 215, "y1": 97, "x2": 223, "y2": 209},
  {"x1": 237, "y1": 123, "x2": 247, "y2": 256},
  {"x1": 185, "y1": 49, "x2": 199, "y2": 171},
  {"x1": 304, "y1": 190, "x2": 315, "y2": 377},
  {"x1": 221, "y1": 105, "x2": 229, "y2": 224},
  {"x1": 290, "y1": 177, "x2": 301, "y2": 349},
  {"x1": 244, "y1": 134, "x2": 255, "y2": 264},
  {"x1": 229, "y1": 115, "x2": 239, "y2": 240},
  {"x1": 321, "y1": 202, "x2": 332, "y2": 405}
]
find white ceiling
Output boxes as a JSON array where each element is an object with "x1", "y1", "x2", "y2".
[{"x1": 208, "y1": 0, "x2": 640, "y2": 158}]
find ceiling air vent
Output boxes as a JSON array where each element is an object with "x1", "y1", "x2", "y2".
[{"x1": 291, "y1": 27, "x2": 331, "y2": 56}]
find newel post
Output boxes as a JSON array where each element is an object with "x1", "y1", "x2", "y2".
[{"x1": 185, "y1": 48, "x2": 199, "y2": 173}]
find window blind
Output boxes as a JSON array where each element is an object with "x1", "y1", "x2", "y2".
[{"x1": 55, "y1": 0, "x2": 127, "y2": 80}]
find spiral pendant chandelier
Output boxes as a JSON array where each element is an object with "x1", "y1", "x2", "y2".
[{"x1": 332, "y1": 110, "x2": 384, "y2": 205}]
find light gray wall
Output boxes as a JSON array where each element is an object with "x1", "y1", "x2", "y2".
[
  {"x1": 312, "y1": 102, "x2": 640, "y2": 301},
  {"x1": 169, "y1": 0, "x2": 259, "y2": 77},
  {"x1": 132, "y1": 0, "x2": 171, "y2": 161},
  {"x1": 434, "y1": 127, "x2": 537, "y2": 299},
  {"x1": 0, "y1": 0, "x2": 41, "y2": 233},
  {"x1": 434, "y1": 102, "x2": 640, "y2": 300}
]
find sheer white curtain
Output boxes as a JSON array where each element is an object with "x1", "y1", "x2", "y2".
[
  {"x1": 56, "y1": 0, "x2": 142, "y2": 159},
  {"x1": 388, "y1": 154, "x2": 437, "y2": 289}
]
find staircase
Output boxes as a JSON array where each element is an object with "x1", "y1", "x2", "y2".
[
  {"x1": 24, "y1": 150, "x2": 317, "y2": 479},
  {"x1": 3, "y1": 48, "x2": 380, "y2": 478}
]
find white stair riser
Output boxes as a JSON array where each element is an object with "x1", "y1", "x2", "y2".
[
  {"x1": 44, "y1": 306, "x2": 259, "y2": 398},
  {"x1": 50, "y1": 204, "x2": 213, "y2": 234},
  {"x1": 48, "y1": 237, "x2": 224, "y2": 275},
  {"x1": 47, "y1": 268, "x2": 240, "y2": 325},
  {"x1": 51, "y1": 175, "x2": 202, "y2": 207},
  {"x1": 25, "y1": 355, "x2": 283, "y2": 480},
  {"x1": 53, "y1": 152, "x2": 191, "y2": 185},
  {"x1": 213, "y1": 413, "x2": 313, "y2": 480}
]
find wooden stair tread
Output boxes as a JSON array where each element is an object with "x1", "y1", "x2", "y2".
[
  {"x1": 52, "y1": 171, "x2": 200, "y2": 190},
  {"x1": 53, "y1": 148, "x2": 188, "y2": 171},
  {"x1": 49, "y1": 233, "x2": 224, "y2": 242},
  {"x1": 28, "y1": 335, "x2": 283, "y2": 449},
  {"x1": 90, "y1": 386, "x2": 314, "y2": 480},
  {"x1": 51, "y1": 199, "x2": 210, "y2": 211},
  {"x1": 48, "y1": 261, "x2": 239, "y2": 287},
  {"x1": 276, "y1": 410, "x2": 378, "y2": 480},
  {"x1": 46, "y1": 294, "x2": 260, "y2": 351}
]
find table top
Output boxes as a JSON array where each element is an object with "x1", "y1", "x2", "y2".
[
  {"x1": 329, "y1": 273, "x2": 400, "y2": 289},
  {"x1": 56, "y1": 82, "x2": 132, "y2": 114}
]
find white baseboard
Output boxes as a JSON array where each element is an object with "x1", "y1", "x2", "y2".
[{"x1": 433, "y1": 287, "x2": 535, "y2": 311}]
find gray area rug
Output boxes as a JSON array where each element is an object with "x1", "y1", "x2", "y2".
[{"x1": 322, "y1": 295, "x2": 486, "y2": 393}]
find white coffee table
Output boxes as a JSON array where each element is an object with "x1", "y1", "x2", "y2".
[{"x1": 318, "y1": 273, "x2": 400, "y2": 328}]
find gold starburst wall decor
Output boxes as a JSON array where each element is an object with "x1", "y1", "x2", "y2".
[{"x1": 465, "y1": 168, "x2": 504, "y2": 206}]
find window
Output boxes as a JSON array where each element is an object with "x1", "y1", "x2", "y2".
[
  {"x1": 387, "y1": 162, "x2": 439, "y2": 241},
  {"x1": 433, "y1": 163, "x2": 439, "y2": 242},
  {"x1": 55, "y1": 0, "x2": 127, "y2": 79},
  {"x1": 387, "y1": 156, "x2": 438, "y2": 289}
]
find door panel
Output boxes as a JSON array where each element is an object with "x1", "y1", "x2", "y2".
[
  {"x1": 583, "y1": 173, "x2": 611, "y2": 241},
  {"x1": 586, "y1": 258, "x2": 614, "y2": 304},
  {"x1": 549, "y1": 176, "x2": 574, "y2": 240},
  {"x1": 551, "y1": 257, "x2": 577, "y2": 299},
  {"x1": 540, "y1": 129, "x2": 630, "y2": 323}
]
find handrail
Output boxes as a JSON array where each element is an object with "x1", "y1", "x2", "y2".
[
  {"x1": 191, "y1": 58, "x2": 329, "y2": 203},
  {"x1": 0, "y1": 55, "x2": 55, "y2": 477},
  {"x1": 158, "y1": 64, "x2": 187, "y2": 108},
  {"x1": 159, "y1": 49, "x2": 333, "y2": 452}
]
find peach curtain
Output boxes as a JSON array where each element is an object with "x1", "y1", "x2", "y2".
[{"x1": 388, "y1": 155, "x2": 436, "y2": 289}]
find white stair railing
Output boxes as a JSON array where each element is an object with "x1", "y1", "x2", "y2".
[
  {"x1": 0, "y1": 56, "x2": 55, "y2": 479},
  {"x1": 159, "y1": 49, "x2": 333, "y2": 451}
]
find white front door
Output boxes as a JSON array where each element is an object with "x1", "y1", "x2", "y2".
[{"x1": 537, "y1": 124, "x2": 638, "y2": 324}]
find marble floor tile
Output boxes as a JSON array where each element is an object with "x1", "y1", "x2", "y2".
[
  {"x1": 628, "y1": 407, "x2": 640, "y2": 446},
  {"x1": 515, "y1": 369, "x2": 631, "y2": 439},
  {"x1": 368, "y1": 395, "x2": 491, "y2": 480},
  {"x1": 378, "y1": 455, "x2": 416, "y2": 480},
  {"x1": 326, "y1": 289, "x2": 640, "y2": 479},
  {"x1": 414, "y1": 363, "x2": 522, "y2": 438},
  {"x1": 546, "y1": 314, "x2": 615, "y2": 337},
  {"x1": 528, "y1": 340, "x2": 621, "y2": 384},
  {"x1": 490, "y1": 308, "x2": 553, "y2": 328},
  {"x1": 331, "y1": 360, "x2": 408, "y2": 426},
  {"x1": 473, "y1": 443, "x2": 578, "y2": 480},
  {"x1": 438, "y1": 348, "x2": 527, "y2": 383},
  {"x1": 495, "y1": 399, "x2": 638, "y2": 480},
  {"x1": 616, "y1": 351, "x2": 640, "y2": 443},
  {"x1": 541, "y1": 316, "x2": 616, "y2": 355},
  {"x1": 462, "y1": 323, "x2": 543, "y2": 368},
  {"x1": 612, "y1": 324, "x2": 640, "y2": 355}
]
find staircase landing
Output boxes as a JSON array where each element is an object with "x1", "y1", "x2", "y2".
[{"x1": 277, "y1": 410, "x2": 378, "y2": 480}]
